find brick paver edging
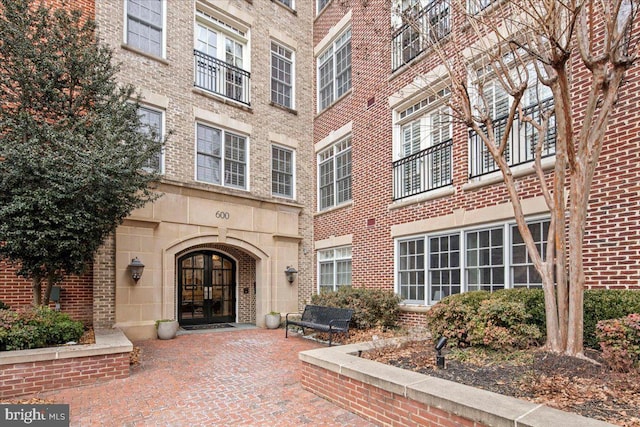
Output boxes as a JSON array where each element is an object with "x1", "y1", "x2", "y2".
[
  {"x1": 0, "y1": 329, "x2": 132, "y2": 399},
  {"x1": 299, "y1": 340, "x2": 616, "y2": 427}
]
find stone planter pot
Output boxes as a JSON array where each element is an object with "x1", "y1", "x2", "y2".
[
  {"x1": 156, "y1": 320, "x2": 179, "y2": 340},
  {"x1": 265, "y1": 313, "x2": 281, "y2": 329}
]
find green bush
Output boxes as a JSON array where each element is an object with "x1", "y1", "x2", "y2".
[
  {"x1": 0, "y1": 301, "x2": 10, "y2": 310},
  {"x1": 0, "y1": 306, "x2": 84, "y2": 351},
  {"x1": 596, "y1": 313, "x2": 640, "y2": 372},
  {"x1": 310, "y1": 287, "x2": 401, "y2": 329},
  {"x1": 584, "y1": 290, "x2": 640, "y2": 348},
  {"x1": 424, "y1": 291, "x2": 491, "y2": 347},
  {"x1": 426, "y1": 288, "x2": 640, "y2": 350},
  {"x1": 468, "y1": 298, "x2": 543, "y2": 349}
]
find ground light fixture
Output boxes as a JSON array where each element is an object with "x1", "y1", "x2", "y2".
[
  {"x1": 435, "y1": 336, "x2": 447, "y2": 369},
  {"x1": 284, "y1": 266, "x2": 298, "y2": 284},
  {"x1": 128, "y1": 257, "x2": 145, "y2": 284}
]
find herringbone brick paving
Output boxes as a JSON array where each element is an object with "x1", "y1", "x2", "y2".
[{"x1": 41, "y1": 328, "x2": 376, "y2": 426}]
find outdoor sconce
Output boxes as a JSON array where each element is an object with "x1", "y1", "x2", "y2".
[
  {"x1": 435, "y1": 336, "x2": 447, "y2": 369},
  {"x1": 128, "y1": 257, "x2": 145, "y2": 284},
  {"x1": 284, "y1": 266, "x2": 298, "y2": 284}
]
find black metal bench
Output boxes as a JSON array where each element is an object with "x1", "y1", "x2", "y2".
[{"x1": 285, "y1": 305, "x2": 354, "y2": 346}]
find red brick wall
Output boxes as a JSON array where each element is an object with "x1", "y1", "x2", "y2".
[
  {"x1": 0, "y1": 261, "x2": 94, "y2": 325},
  {"x1": 0, "y1": 352, "x2": 129, "y2": 399},
  {"x1": 313, "y1": 0, "x2": 640, "y2": 296},
  {"x1": 301, "y1": 362, "x2": 484, "y2": 427}
]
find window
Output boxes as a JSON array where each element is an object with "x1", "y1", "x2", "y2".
[
  {"x1": 194, "y1": 8, "x2": 250, "y2": 105},
  {"x1": 126, "y1": 0, "x2": 163, "y2": 57},
  {"x1": 271, "y1": 42, "x2": 294, "y2": 109},
  {"x1": 393, "y1": 89, "x2": 452, "y2": 199},
  {"x1": 276, "y1": 0, "x2": 294, "y2": 8},
  {"x1": 272, "y1": 145, "x2": 294, "y2": 198},
  {"x1": 196, "y1": 123, "x2": 247, "y2": 189},
  {"x1": 467, "y1": 0, "x2": 495, "y2": 14},
  {"x1": 137, "y1": 106, "x2": 163, "y2": 173},
  {"x1": 318, "y1": 137, "x2": 352, "y2": 210},
  {"x1": 469, "y1": 63, "x2": 556, "y2": 178},
  {"x1": 511, "y1": 219, "x2": 549, "y2": 287},
  {"x1": 317, "y1": 0, "x2": 330, "y2": 14},
  {"x1": 317, "y1": 28, "x2": 351, "y2": 111},
  {"x1": 318, "y1": 246, "x2": 352, "y2": 292},
  {"x1": 391, "y1": 0, "x2": 450, "y2": 70},
  {"x1": 396, "y1": 218, "x2": 549, "y2": 305}
]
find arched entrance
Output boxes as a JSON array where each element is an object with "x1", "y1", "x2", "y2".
[{"x1": 178, "y1": 250, "x2": 236, "y2": 325}]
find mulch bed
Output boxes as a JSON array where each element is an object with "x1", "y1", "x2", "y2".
[{"x1": 360, "y1": 338, "x2": 640, "y2": 427}]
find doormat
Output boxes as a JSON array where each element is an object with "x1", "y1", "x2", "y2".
[{"x1": 181, "y1": 323, "x2": 235, "y2": 331}]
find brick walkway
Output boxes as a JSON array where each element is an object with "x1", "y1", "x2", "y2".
[{"x1": 41, "y1": 328, "x2": 376, "y2": 426}]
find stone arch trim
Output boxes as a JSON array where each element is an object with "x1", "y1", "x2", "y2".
[{"x1": 161, "y1": 233, "x2": 271, "y2": 321}]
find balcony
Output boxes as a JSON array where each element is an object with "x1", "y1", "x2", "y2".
[
  {"x1": 469, "y1": 98, "x2": 556, "y2": 178},
  {"x1": 194, "y1": 49, "x2": 251, "y2": 106},
  {"x1": 392, "y1": 0, "x2": 450, "y2": 71},
  {"x1": 393, "y1": 139, "x2": 453, "y2": 200}
]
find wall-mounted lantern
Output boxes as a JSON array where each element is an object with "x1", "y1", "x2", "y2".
[
  {"x1": 128, "y1": 257, "x2": 145, "y2": 284},
  {"x1": 284, "y1": 266, "x2": 298, "y2": 284}
]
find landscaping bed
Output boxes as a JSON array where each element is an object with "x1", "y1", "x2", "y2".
[{"x1": 361, "y1": 336, "x2": 640, "y2": 427}]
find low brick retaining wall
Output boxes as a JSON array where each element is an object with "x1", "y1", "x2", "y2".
[
  {"x1": 300, "y1": 340, "x2": 615, "y2": 427},
  {"x1": 0, "y1": 329, "x2": 132, "y2": 399}
]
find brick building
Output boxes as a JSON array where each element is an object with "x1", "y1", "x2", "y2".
[
  {"x1": 1, "y1": 0, "x2": 315, "y2": 340},
  {"x1": 312, "y1": 0, "x2": 640, "y2": 326}
]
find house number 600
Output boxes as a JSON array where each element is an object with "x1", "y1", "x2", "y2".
[{"x1": 216, "y1": 211, "x2": 230, "y2": 219}]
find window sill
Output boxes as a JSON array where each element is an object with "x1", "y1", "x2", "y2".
[
  {"x1": 315, "y1": 89, "x2": 352, "y2": 118},
  {"x1": 121, "y1": 44, "x2": 169, "y2": 65},
  {"x1": 398, "y1": 304, "x2": 432, "y2": 314},
  {"x1": 271, "y1": 0, "x2": 297, "y2": 15},
  {"x1": 462, "y1": 156, "x2": 556, "y2": 192},
  {"x1": 192, "y1": 88, "x2": 253, "y2": 113},
  {"x1": 269, "y1": 102, "x2": 298, "y2": 115},
  {"x1": 314, "y1": 200, "x2": 353, "y2": 217},
  {"x1": 388, "y1": 186, "x2": 456, "y2": 211}
]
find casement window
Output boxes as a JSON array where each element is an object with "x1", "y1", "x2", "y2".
[
  {"x1": 318, "y1": 246, "x2": 352, "y2": 293},
  {"x1": 318, "y1": 136, "x2": 352, "y2": 210},
  {"x1": 272, "y1": 145, "x2": 294, "y2": 198},
  {"x1": 469, "y1": 63, "x2": 556, "y2": 178},
  {"x1": 137, "y1": 106, "x2": 163, "y2": 173},
  {"x1": 317, "y1": 0, "x2": 330, "y2": 14},
  {"x1": 194, "y1": 7, "x2": 250, "y2": 105},
  {"x1": 271, "y1": 42, "x2": 294, "y2": 109},
  {"x1": 317, "y1": 28, "x2": 352, "y2": 111},
  {"x1": 391, "y1": 0, "x2": 450, "y2": 70},
  {"x1": 396, "y1": 218, "x2": 549, "y2": 305},
  {"x1": 196, "y1": 123, "x2": 247, "y2": 190},
  {"x1": 126, "y1": 0, "x2": 163, "y2": 57},
  {"x1": 393, "y1": 89, "x2": 452, "y2": 200}
]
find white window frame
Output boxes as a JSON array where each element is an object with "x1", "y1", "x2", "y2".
[
  {"x1": 270, "y1": 41, "x2": 295, "y2": 109},
  {"x1": 317, "y1": 27, "x2": 352, "y2": 112},
  {"x1": 395, "y1": 217, "x2": 550, "y2": 305},
  {"x1": 193, "y1": 5, "x2": 251, "y2": 103},
  {"x1": 137, "y1": 105, "x2": 164, "y2": 174},
  {"x1": 124, "y1": 0, "x2": 166, "y2": 58},
  {"x1": 317, "y1": 136, "x2": 352, "y2": 211},
  {"x1": 393, "y1": 88, "x2": 452, "y2": 199},
  {"x1": 271, "y1": 144, "x2": 295, "y2": 199},
  {"x1": 317, "y1": 0, "x2": 330, "y2": 15},
  {"x1": 318, "y1": 246, "x2": 352, "y2": 293},
  {"x1": 195, "y1": 123, "x2": 249, "y2": 190}
]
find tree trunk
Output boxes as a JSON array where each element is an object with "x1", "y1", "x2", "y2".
[
  {"x1": 43, "y1": 274, "x2": 55, "y2": 306},
  {"x1": 31, "y1": 277, "x2": 42, "y2": 306}
]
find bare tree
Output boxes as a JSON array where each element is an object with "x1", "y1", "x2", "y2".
[{"x1": 395, "y1": 0, "x2": 638, "y2": 356}]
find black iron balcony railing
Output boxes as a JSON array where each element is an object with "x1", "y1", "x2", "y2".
[
  {"x1": 393, "y1": 138, "x2": 453, "y2": 200},
  {"x1": 194, "y1": 49, "x2": 251, "y2": 106},
  {"x1": 469, "y1": 97, "x2": 556, "y2": 178},
  {"x1": 392, "y1": 0, "x2": 450, "y2": 71}
]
